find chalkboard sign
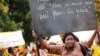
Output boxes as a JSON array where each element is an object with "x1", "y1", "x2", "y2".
[{"x1": 29, "y1": 0, "x2": 97, "y2": 36}]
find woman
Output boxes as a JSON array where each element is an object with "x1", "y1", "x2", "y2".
[{"x1": 37, "y1": 32, "x2": 83, "y2": 56}]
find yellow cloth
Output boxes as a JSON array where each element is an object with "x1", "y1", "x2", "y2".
[
  {"x1": 2, "y1": 50, "x2": 9, "y2": 56},
  {"x1": 52, "y1": 54, "x2": 60, "y2": 56},
  {"x1": 0, "y1": 45, "x2": 4, "y2": 51},
  {"x1": 91, "y1": 45, "x2": 100, "y2": 56},
  {"x1": 18, "y1": 46, "x2": 24, "y2": 54},
  {"x1": 60, "y1": 34, "x2": 64, "y2": 38}
]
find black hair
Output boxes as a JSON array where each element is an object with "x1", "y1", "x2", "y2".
[
  {"x1": 8, "y1": 47, "x2": 14, "y2": 54},
  {"x1": 63, "y1": 32, "x2": 79, "y2": 43}
]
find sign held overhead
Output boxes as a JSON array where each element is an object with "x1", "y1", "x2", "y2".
[{"x1": 29, "y1": 0, "x2": 97, "y2": 36}]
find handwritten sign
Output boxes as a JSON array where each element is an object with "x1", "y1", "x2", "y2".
[
  {"x1": 29, "y1": 0, "x2": 97, "y2": 36},
  {"x1": 0, "y1": 30, "x2": 25, "y2": 48}
]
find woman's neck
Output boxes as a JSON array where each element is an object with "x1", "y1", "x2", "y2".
[{"x1": 65, "y1": 46, "x2": 74, "y2": 53}]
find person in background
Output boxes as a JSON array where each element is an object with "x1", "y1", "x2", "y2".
[
  {"x1": 3, "y1": 48, "x2": 9, "y2": 56},
  {"x1": 91, "y1": 33, "x2": 100, "y2": 56},
  {"x1": 30, "y1": 42, "x2": 37, "y2": 56},
  {"x1": 8, "y1": 47, "x2": 16, "y2": 56},
  {"x1": 18, "y1": 45, "x2": 31, "y2": 56},
  {"x1": 39, "y1": 39, "x2": 51, "y2": 56},
  {"x1": 80, "y1": 28, "x2": 100, "y2": 56},
  {"x1": 88, "y1": 30, "x2": 100, "y2": 56},
  {"x1": 0, "y1": 45, "x2": 5, "y2": 56},
  {"x1": 31, "y1": 47, "x2": 37, "y2": 56}
]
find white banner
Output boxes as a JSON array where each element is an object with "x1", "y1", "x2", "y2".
[
  {"x1": 0, "y1": 30, "x2": 25, "y2": 48},
  {"x1": 48, "y1": 30, "x2": 95, "y2": 44},
  {"x1": 73, "y1": 30, "x2": 95, "y2": 41}
]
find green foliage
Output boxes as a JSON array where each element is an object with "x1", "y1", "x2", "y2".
[
  {"x1": 0, "y1": 15, "x2": 22, "y2": 32},
  {"x1": 94, "y1": 0, "x2": 100, "y2": 25},
  {"x1": 0, "y1": 0, "x2": 33, "y2": 44}
]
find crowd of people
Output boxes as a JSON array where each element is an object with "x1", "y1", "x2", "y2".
[
  {"x1": 0, "y1": 29, "x2": 100, "y2": 56},
  {"x1": 34, "y1": 29, "x2": 100, "y2": 56}
]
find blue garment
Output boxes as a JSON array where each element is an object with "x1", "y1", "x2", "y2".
[{"x1": 0, "y1": 50, "x2": 3, "y2": 56}]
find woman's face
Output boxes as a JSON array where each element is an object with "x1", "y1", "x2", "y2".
[{"x1": 65, "y1": 35, "x2": 75, "y2": 48}]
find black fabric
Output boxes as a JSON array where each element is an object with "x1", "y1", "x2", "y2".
[{"x1": 80, "y1": 44, "x2": 92, "y2": 56}]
